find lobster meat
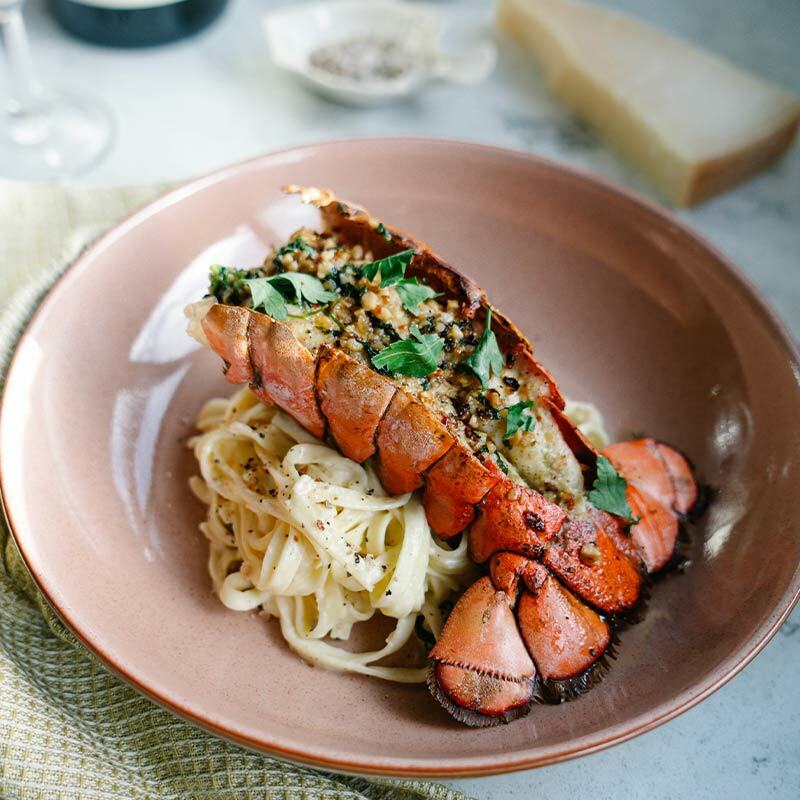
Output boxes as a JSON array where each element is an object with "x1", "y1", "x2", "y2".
[{"x1": 188, "y1": 186, "x2": 701, "y2": 726}]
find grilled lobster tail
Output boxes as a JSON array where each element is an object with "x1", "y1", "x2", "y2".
[{"x1": 195, "y1": 185, "x2": 702, "y2": 726}]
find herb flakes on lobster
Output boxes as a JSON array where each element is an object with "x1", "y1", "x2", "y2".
[{"x1": 185, "y1": 185, "x2": 704, "y2": 727}]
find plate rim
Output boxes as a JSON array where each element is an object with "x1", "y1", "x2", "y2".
[{"x1": 2, "y1": 137, "x2": 800, "y2": 778}]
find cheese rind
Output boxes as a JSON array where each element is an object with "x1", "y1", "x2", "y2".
[{"x1": 497, "y1": 0, "x2": 800, "y2": 205}]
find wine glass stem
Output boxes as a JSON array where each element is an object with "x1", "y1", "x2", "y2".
[{"x1": 0, "y1": 3, "x2": 48, "y2": 145}]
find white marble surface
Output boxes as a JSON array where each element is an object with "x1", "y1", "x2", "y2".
[{"x1": 5, "y1": 0, "x2": 800, "y2": 797}]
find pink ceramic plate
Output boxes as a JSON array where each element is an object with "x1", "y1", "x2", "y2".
[{"x1": 2, "y1": 140, "x2": 800, "y2": 777}]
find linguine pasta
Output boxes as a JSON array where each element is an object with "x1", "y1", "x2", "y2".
[{"x1": 189, "y1": 387, "x2": 473, "y2": 683}]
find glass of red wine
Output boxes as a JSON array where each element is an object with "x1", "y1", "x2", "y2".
[{"x1": 0, "y1": 0, "x2": 113, "y2": 180}]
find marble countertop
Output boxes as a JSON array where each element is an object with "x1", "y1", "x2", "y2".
[{"x1": 7, "y1": 0, "x2": 799, "y2": 796}]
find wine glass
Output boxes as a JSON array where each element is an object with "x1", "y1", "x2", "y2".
[{"x1": 0, "y1": 0, "x2": 113, "y2": 180}]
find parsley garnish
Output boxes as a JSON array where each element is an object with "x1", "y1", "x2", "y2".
[
  {"x1": 361, "y1": 249, "x2": 414, "y2": 287},
  {"x1": 245, "y1": 278, "x2": 289, "y2": 320},
  {"x1": 395, "y1": 279, "x2": 441, "y2": 314},
  {"x1": 360, "y1": 249, "x2": 439, "y2": 312},
  {"x1": 589, "y1": 456, "x2": 638, "y2": 525},
  {"x1": 464, "y1": 308, "x2": 504, "y2": 388},
  {"x1": 375, "y1": 222, "x2": 392, "y2": 241},
  {"x1": 245, "y1": 273, "x2": 337, "y2": 321},
  {"x1": 504, "y1": 401, "x2": 536, "y2": 440},
  {"x1": 370, "y1": 325, "x2": 443, "y2": 377},
  {"x1": 271, "y1": 273, "x2": 338, "y2": 305}
]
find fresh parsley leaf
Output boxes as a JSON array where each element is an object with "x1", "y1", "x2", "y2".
[
  {"x1": 370, "y1": 325, "x2": 443, "y2": 377},
  {"x1": 245, "y1": 272, "x2": 337, "y2": 321},
  {"x1": 589, "y1": 456, "x2": 638, "y2": 524},
  {"x1": 464, "y1": 308, "x2": 504, "y2": 388},
  {"x1": 269, "y1": 273, "x2": 338, "y2": 305},
  {"x1": 361, "y1": 261, "x2": 379, "y2": 282},
  {"x1": 394, "y1": 279, "x2": 441, "y2": 314},
  {"x1": 361, "y1": 249, "x2": 414, "y2": 287},
  {"x1": 375, "y1": 222, "x2": 392, "y2": 241},
  {"x1": 273, "y1": 236, "x2": 316, "y2": 266},
  {"x1": 245, "y1": 278, "x2": 289, "y2": 320},
  {"x1": 494, "y1": 452, "x2": 509, "y2": 475},
  {"x1": 504, "y1": 401, "x2": 536, "y2": 440}
]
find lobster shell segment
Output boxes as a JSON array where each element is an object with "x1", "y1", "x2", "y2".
[
  {"x1": 201, "y1": 304, "x2": 254, "y2": 386},
  {"x1": 516, "y1": 562, "x2": 610, "y2": 681},
  {"x1": 428, "y1": 576, "x2": 536, "y2": 726},
  {"x1": 653, "y1": 442, "x2": 699, "y2": 516},
  {"x1": 488, "y1": 553, "x2": 610, "y2": 681},
  {"x1": 542, "y1": 517, "x2": 643, "y2": 614},
  {"x1": 626, "y1": 485, "x2": 680, "y2": 573},
  {"x1": 469, "y1": 479, "x2": 567, "y2": 564},
  {"x1": 546, "y1": 398, "x2": 599, "y2": 480},
  {"x1": 203, "y1": 304, "x2": 327, "y2": 438},
  {"x1": 315, "y1": 346, "x2": 396, "y2": 464},
  {"x1": 589, "y1": 508, "x2": 644, "y2": 569},
  {"x1": 422, "y1": 444, "x2": 500, "y2": 538},
  {"x1": 429, "y1": 576, "x2": 535, "y2": 681},
  {"x1": 543, "y1": 402, "x2": 699, "y2": 576},
  {"x1": 603, "y1": 438, "x2": 699, "y2": 572},
  {"x1": 373, "y1": 390, "x2": 453, "y2": 495},
  {"x1": 488, "y1": 551, "x2": 541, "y2": 598},
  {"x1": 604, "y1": 439, "x2": 698, "y2": 517}
]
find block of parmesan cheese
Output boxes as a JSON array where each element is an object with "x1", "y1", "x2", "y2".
[{"x1": 497, "y1": 0, "x2": 800, "y2": 205}]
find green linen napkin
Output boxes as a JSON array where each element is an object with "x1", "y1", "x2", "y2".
[{"x1": 0, "y1": 181, "x2": 472, "y2": 800}]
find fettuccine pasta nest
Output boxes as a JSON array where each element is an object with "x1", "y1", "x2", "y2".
[{"x1": 189, "y1": 388, "x2": 474, "y2": 682}]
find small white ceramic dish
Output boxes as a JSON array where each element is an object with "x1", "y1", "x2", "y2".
[{"x1": 264, "y1": 0, "x2": 496, "y2": 106}]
